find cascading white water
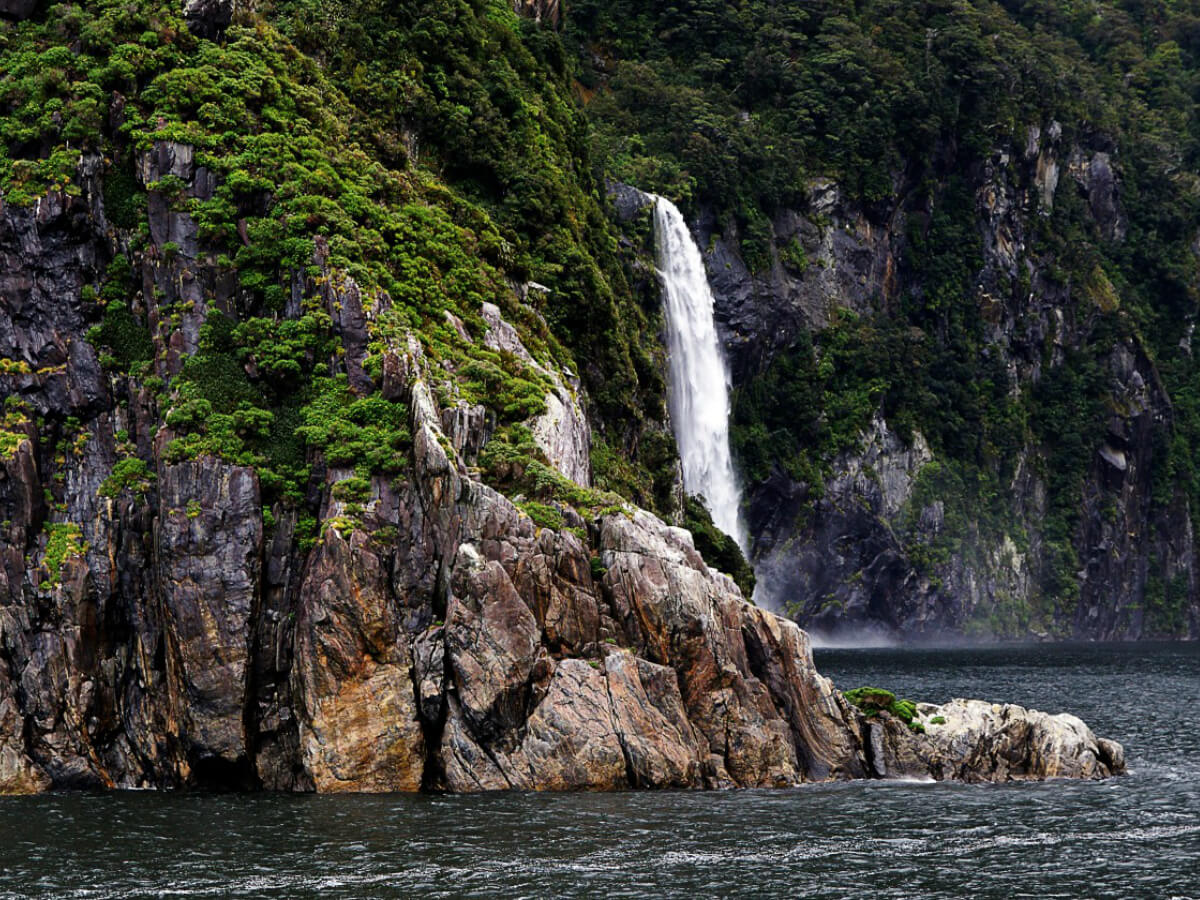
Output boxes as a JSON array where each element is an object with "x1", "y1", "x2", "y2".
[{"x1": 653, "y1": 196, "x2": 748, "y2": 551}]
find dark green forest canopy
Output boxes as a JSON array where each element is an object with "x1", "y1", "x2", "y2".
[{"x1": 0, "y1": 0, "x2": 679, "y2": 515}]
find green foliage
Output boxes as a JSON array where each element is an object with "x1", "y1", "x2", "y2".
[
  {"x1": 731, "y1": 313, "x2": 931, "y2": 485},
  {"x1": 844, "y1": 686, "x2": 923, "y2": 727},
  {"x1": 589, "y1": 555, "x2": 607, "y2": 580},
  {"x1": 571, "y1": 0, "x2": 1200, "y2": 637},
  {"x1": 682, "y1": 494, "x2": 755, "y2": 599},
  {"x1": 481, "y1": 423, "x2": 627, "y2": 522},
  {"x1": 0, "y1": 430, "x2": 25, "y2": 459},
  {"x1": 296, "y1": 376, "x2": 409, "y2": 473},
  {"x1": 40, "y1": 522, "x2": 87, "y2": 588},
  {"x1": 518, "y1": 500, "x2": 564, "y2": 531},
  {"x1": 102, "y1": 161, "x2": 144, "y2": 229},
  {"x1": 99, "y1": 457, "x2": 155, "y2": 498},
  {"x1": 265, "y1": 0, "x2": 671, "y2": 485},
  {"x1": 331, "y1": 476, "x2": 371, "y2": 504},
  {"x1": 779, "y1": 238, "x2": 809, "y2": 275},
  {"x1": 86, "y1": 301, "x2": 154, "y2": 371},
  {"x1": 844, "y1": 687, "x2": 897, "y2": 710}
]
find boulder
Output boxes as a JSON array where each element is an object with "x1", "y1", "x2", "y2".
[
  {"x1": 909, "y1": 699, "x2": 1126, "y2": 781},
  {"x1": 183, "y1": 0, "x2": 234, "y2": 39}
]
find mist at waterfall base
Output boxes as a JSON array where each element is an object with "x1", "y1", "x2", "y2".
[
  {"x1": 1, "y1": 642, "x2": 1195, "y2": 899},
  {"x1": 653, "y1": 196, "x2": 749, "y2": 553}
]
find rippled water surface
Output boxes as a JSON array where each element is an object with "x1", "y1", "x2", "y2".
[{"x1": 1, "y1": 643, "x2": 1196, "y2": 899}]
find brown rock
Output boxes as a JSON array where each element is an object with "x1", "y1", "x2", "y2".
[
  {"x1": 604, "y1": 650, "x2": 702, "y2": 787},
  {"x1": 156, "y1": 458, "x2": 260, "y2": 779},
  {"x1": 293, "y1": 528, "x2": 424, "y2": 792},
  {"x1": 445, "y1": 545, "x2": 541, "y2": 745},
  {"x1": 497, "y1": 659, "x2": 627, "y2": 791}
]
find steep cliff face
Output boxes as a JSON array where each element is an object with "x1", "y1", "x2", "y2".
[
  {"x1": 564, "y1": 0, "x2": 1200, "y2": 641},
  {"x1": 701, "y1": 130, "x2": 1199, "y2": 640},
  {"x1": 0, "y1": 172, "x2": 1124, "y2": 789},
  {"x1": 0, "y1": 0, "x2": 1138, "y2": 794}
]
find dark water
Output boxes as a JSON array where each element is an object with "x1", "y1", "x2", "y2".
[{"x1": 1, "y1": 643, "x2": 1196, "y2": 899}]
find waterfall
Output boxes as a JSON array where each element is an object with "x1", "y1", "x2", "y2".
[{"x1": 653, "y1": 196, "x2": 749, "y2": 551}]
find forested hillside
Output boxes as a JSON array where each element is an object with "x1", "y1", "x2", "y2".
[{"x1": 568, "y1": 0, "x2": 1200, "y2": 638}]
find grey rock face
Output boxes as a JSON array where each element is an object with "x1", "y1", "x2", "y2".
[
  {"x1": 699, "y1": 178, "x2": 901, "y2": 382},
  {"x1": 608, "y1": 181, "x2": 654, "y2": 223},
  {"x1": 157, "y1": 459, "x2": 261, "y2": 779},
  {"x1": 183, "y1": 0, "x2": 234, "y2": 39},
  {"x1": 909, "y1": 699, "x2": 1125, "y2": 782},
  {"x1": 709, "y1": 132, "x2": 1197, "y2": 640}
]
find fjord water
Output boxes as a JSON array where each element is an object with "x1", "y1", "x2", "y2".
[
  {"x1": 654, "y1": 196, "x2": 748, "y2": 550},
  {"x1": 2, "y1": 644, "x2": 1196, "y2": 899}
]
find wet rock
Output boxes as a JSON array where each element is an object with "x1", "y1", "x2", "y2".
[
  {"x1": 608, "y1": 181, "x2": 654, "y2": 223},
  {"x1": 0, "y1": 670, "x2": 50, "y2": 793},
  {"x1": 719, "y1": 143, "x2": 1193, "y2": 641},
  {"x1": 156, "y1": 459, "x2": 261, "y2": 778},
  {"x1": 0, "y1": 157, "x2": 1130, "y2": 794},
  {"x1": 911, "y1": 699, "x2": 1126, "y2": 781},
  {"x1": 445, "y1": 545, "x2": 541, "y2": 744},
  {"x1": 293, "y1": 528, "x2": 425, "y2": 792}
]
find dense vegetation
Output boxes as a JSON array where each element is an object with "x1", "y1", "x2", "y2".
[
  {"x1": 0, "y1": 1, "x2": 693, "y2": 560},
  {"x1": 569, "y1": 0, "x2": 1200, "y2": 633},
  {"x1": 3, "y1": 0, "x2": 1198, "y2": 632}
]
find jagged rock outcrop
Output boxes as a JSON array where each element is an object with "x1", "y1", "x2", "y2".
[
  {"x1": 0, "y1": 226, "x2": 1127, "y2": 791},
  {"x1": 699, "y1": 178, "x2": 900, "y2": 382},
  {"x1": 0, "y1": 56, "x2": 1126, "y2": 793},
  {"x1": 480, "y1": 300, "x2": 591, "y2": 486},
  {"x1": 870, "y1": 699, "x2": 1126, "y2": 782}
]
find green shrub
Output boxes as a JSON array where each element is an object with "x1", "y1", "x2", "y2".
[
  {"x1": 99, "y1": 457, "x2": 155, "y2": 498},
  {"x1": 519, "y1": 500, "x2": 564, "y2": 531},
  {"x1": 86, "y1": 302, "x2": 153, "y2": 371},
  {"x1": 682, "y1": 494, "x2": 755, "y2": 599},
  {"x1": 41, "y1": 523, "x2": 87, "y2": 588},
  {"x1": 844, "y1": 686, "x2": 923, "y2": 726}
]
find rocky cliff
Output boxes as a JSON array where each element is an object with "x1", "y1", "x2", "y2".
[
  {"x1": 0, "y1": 168, "x2": 1124, "y2": 789},
  {"x1": 0, "y1": 0, "x2": 1133, "y2": 793},
  {"x1": 699, "y1": 133, "x2": 1200, "y2": 641},
  {"x1": 567, "y1": 0, "x2": 1200, "y2": 643}
]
